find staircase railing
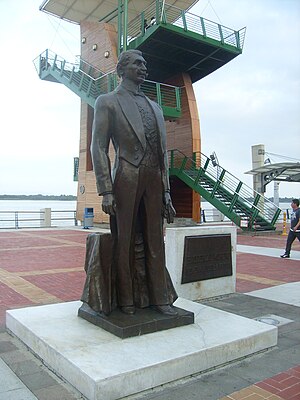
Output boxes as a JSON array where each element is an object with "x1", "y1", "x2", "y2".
[
  {"x1": 169, "y1": 149, "x2": 281, "y2": 229},
  {"x1": 33, "y1": 50, "x2": 117, "y2": 106},
  {"x1": 127, "y1": 1, "x2": 246, "y2": 50},
  {"x1": 33, "y1": 49, "x2": 181, "y2": 117}
]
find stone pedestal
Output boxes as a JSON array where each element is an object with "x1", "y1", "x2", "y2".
[
  {"x1": 165, "y1": 226, "x2": 237, "y2": 300},
  {"x1": 6, "y1": 298, "x2": 277, "y2": 400}
]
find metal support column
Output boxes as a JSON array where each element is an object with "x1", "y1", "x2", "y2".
[
  {"x1": 123, "y1": 0, "x2": 128, "y2": 51},
  {"x1": 117, "y1": 0, "x2": 123, "y2": 55},
  {"x1": 251, "y1": 144, "x2": 265, "y2": 194}
]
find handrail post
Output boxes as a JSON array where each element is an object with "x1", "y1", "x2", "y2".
[
  {"x1": 60, "y1": 60, "x2": 66, "y2": 76},
  {"x1": 201, "y1": 209, "x2": 206, "y2": 223},
  {"x1": 123, "y1": 0, "x2": 128, "y2": 51},
  {"x1": 79, "y1": 72, "x2": 85, "y2": 90},
  {"x1": 202, "y1": 156, "x2": 210, "y2": 171},
  {"x1": 52, "y1": 54, "x2": 57, "y2": 70},
  {"x1": 179, "y1": 156, "x2": 188, "y2": 172},
  {"x1": 228, "y1": 181, "x2": 242, "y2": 212},
  {"x1": 74, "y1": 211, "x2": 78, "y2": 226},
  {"x1": 170, "y1": 150, "x2": 174, "y2": 169},
  {"x1": 113, "y1": 73, "x2": 118, "y2": 89},
  {"x1": 175, "y1": 87, "x2": 181, "y2": 111},
  {"x1": 235, "y1": 30, "x2": 241, "y2": 49},
  {"x1": 117, "y1": 0, "x2": 123, "y2": 55},
  {"x1": 108, "y1": 74, "x2": 112, "y2": 92},
  {"x1": 15, "y1": 212, "x2": 18, "y2": 229},
  {"x1": 161, "y1": 0, "x2": 167, "y2": 24},
  {"x1": 218, "y1": 24, "x2": 224, "y2": 44},
  {"x1": 200, "y1": 17, "x2": 206, "y2": 37},
  {"x1": 194, "y1": 166, "x2": 204, "y2": 186},
  {"x1": 87, "y1": 79, "x2": 93, "y2": 96},
  {"x1": 45, "y1": 49, "x2": 49, "y2": 67},
  {"x1": 253, "y1": 193, "x2": 261, "y2": 207},
  {"x1": 155, "y1": 0, "x2": 160, "y2": 23},
  {"x1": 181, "y1": 10, "x2": 187, "y2": 31},
  {"x1": 272, "y1": 208, "x2": 282, "y2": 228},
  {"x1": 156, "y1": 82, "x2": 162, "y2": 106},
  {"x1": 141, "y1": 11, "x2": 145, "y2": 37}
]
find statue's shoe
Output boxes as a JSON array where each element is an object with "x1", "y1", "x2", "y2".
[
  {"x1": 154, "y1": 305, "x2": 178, "y2": 316},
  {"x1": 120, "y1": 305, "x2": 136, "y2": 315}
]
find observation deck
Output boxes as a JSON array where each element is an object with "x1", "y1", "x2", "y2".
[{"x1": 126, "y1": 2, "x2": 246, "y2": 82}]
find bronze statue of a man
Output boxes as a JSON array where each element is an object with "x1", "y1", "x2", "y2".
[{"x1": 91, "y1": 49, "x2": 177, "y2": 316}]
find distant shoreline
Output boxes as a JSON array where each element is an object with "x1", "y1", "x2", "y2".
[{"x1": 0, "y1": 195, "x2": 77, "y2": 201}]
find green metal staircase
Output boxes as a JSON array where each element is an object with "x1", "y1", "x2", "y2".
[
  {"x1": 33, "y1": 49, "x2": 181, "y2": 118},
  {"x1": 169, "y1": 150, "x2": 281, "y2": 231}
]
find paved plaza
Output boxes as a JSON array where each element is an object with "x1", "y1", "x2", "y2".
[{"x1": 0, "y1": 226, "x2": 299, "y2": 399}]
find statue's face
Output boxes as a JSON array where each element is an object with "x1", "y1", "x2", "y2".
[{"x1": 122, "y1": 53, "x2": 147, "y2": 84}]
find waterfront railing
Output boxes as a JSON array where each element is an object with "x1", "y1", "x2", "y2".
[
  {"x1": 0, "y1": 209, "x2": 77, "y2": 229},
  {"x1": 0, "y1": 207, "x2": 288, "y2": 229}
]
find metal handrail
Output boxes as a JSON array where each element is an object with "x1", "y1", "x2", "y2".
[
  {"x1": 0, "y1": 210, "x2": 77, "y2": 229},
  {"x1": 34, "y1": 49, "x2": 182, "y2": 114},
  {"x1": 34, "y1": 50, "x2": 106, "y2": 83},
  {"x1": 127, "y1": 1, "x2": 246, "y2": 50},
  {"x1": 169, "y1": 149, "x2": 281, "y2": 224},
  {"x1": 74, "y1": 55, "x2": 104, "y2": 79}
]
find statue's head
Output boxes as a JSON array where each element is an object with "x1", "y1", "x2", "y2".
[{"x1": 116, "y1": 50, "x2": 147, "y2": 84}]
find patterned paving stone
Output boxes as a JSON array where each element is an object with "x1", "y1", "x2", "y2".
[{"x1": 0, "y1": 228, "x2": 299, "y2": 400}]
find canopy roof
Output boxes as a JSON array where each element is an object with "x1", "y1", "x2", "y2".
[
  {"x1": 39, "y1": 0, "x2": 199, "y2": 25},
  {"x1": 246, "y1": 163, "x2": 300, "y2": 183}
]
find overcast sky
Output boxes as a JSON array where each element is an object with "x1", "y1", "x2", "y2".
[{"x1": 0, "y1": 0, "x2": 299, "y2": 199}]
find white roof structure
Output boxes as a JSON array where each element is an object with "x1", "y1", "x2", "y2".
[
  {"x1": 246, "y1": 163, "x2": 300, "y2": 184},
  {"x1": 39, "y1": 0, "x2": 199, "y2": 25}
]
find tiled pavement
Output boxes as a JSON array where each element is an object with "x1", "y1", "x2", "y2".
[{"x1": 0, "y1": 226, "x2": 299, "y2": 400}]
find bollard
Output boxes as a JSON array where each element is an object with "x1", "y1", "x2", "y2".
[
  {"x1": 41, "y1": 208, "x2": 51, "y2": 228},
  {"x1": 281, "y1": 211, "x2": 287, "y2": 236}
]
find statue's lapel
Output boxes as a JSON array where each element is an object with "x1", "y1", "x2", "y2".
[{"x1": 116, "y1": 87, "x2": 146, "y2": 150}]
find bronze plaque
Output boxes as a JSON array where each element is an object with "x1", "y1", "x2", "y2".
[{"x1": 181, "y1": 234, "x2": 232, "y2": 284}]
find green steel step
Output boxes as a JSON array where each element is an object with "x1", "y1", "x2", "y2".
[{"x1": 169, "y1": 150, "x2": 281, "y2": 231}]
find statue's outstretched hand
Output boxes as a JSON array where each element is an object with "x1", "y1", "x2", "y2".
[
  {"x1": 102, "y1": 193, "x2": 116, "y2": 216},
  {"x1": 163, "y1": 192, "x2": 176, "y2": 223}
]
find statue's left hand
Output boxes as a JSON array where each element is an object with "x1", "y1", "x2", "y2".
[{"x1": 163, "y1": 192, "x2": 176, "y2": 223}]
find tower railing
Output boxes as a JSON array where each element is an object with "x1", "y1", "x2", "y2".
[{"x1": 127, "y1": 1, "x2": 246, "y2": 50}]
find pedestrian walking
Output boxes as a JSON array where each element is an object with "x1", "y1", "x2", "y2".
[{"x1": 280, "y1": 198, "x2": 300, "y2": 258}]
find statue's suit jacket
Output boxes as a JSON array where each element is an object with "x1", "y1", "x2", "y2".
[{"x1": 91, "y1": 83, "x2": 170, "y2": 195}]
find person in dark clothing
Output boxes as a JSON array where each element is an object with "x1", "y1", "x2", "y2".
[{"x1": 280, "y1": 198, "x2": 300, "y2": 258}]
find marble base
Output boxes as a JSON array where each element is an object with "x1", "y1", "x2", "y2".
[
  {"x1": 6, "y1": 298, "x2": 277, "y2": 400},
  {"x1": 165, "y1": 226, "x2": 237, "y2": 300}
]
